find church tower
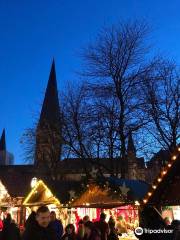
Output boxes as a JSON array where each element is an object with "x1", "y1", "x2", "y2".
[
  {"x1": 0, "y1": 129, "x2": 6, "y2": 165},
  {"x1": 127, "y1": 131, "x2": 138, "y2": 179},
  {"x1": 35, "y1": 60, "x2": 62, "y2": 172}
]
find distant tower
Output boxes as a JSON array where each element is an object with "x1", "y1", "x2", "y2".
[
  {"x1": 0, "y1": 129, "x2": 6, "y2": 165},
  {"x1": 127, "y1": 131, "x2": 137, "y2": 179},
  {"x1": 0, "y1": 129, "x2": 14, "y2": 165},
  {"x1": 35, "y1": 60, "x2": 62, "y2": 170}
]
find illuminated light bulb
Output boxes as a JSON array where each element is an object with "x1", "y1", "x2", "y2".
[
  {"x1": 158, "y1": 178, "x2": 162, "y2": 182},
  {"x1": 178, "y1": 147, "x2": 180, "y2": 152},
  {"x1": 152, "y1": 185, "x2": 157, "y2": 189},
  {"x1": 143, "y1": 199, "x2": 147, "y2": 203},
  {"x1": 163, "y1": 171, "x2": 167, "y2": 175},
  {"x1": 172, "y1": 156, "x2": 177, "y2": 160},
  {"x1": 148, "y1": 192, "x2": 152, "y2": 196},
  {"x1": 168, "y1": 164, "x2": 172, "y2": 167},
  {"x1": 135, "y1": 201, "x2": 140, "y2": 206}
]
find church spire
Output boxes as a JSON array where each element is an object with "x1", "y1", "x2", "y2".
[
  {"x1": 0, "y1": 129, "x2": 6, "y2": 151},
  {"x1": 35, "y1": 60, "x2": 62, "y2": 168},
  {"x1": 127, "y1": 131, "x2": 136, "y2": 155},
  {"x1": 38, "y1": 59, "x2": 61, "y2": 128}
]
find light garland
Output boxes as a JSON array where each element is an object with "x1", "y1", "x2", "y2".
[
  {"x1": 143, "y1": 145, "x2": 180, "y2": 205},
  {"x1": 23, "y1": 179, "x2": 60, "y2": 206}
]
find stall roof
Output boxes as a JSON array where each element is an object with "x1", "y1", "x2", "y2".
[
  {"x1": 71, "y1": 184, "x2": 125, "y2": 208},
  {"x1": 108, "y1": 177, "x2": 149, "y2": 200},
  {"x1": 143, "y1": 146, "x2": 180, "y2": 206},
  {"x1": 71, "y1": 178, "x2": 149, "y2": 208},
  {"x1": 23, "y1": 179, "x2": 61, "y2": 206}
]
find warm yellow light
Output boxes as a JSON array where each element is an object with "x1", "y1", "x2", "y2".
[
  {"x1": 163, "y1": 171, "x2": 167, "y2": 175},
  {"x1": 172, "y1": 155, "x2": 177, "y2": 160},
  {"x1": 158, "y1": 178, "x2": 162, "y2": 182},
  {"x1": 168, "y1": 163, "x2": 172, "y2": 167},
  {"x1": 135, "y1": 201, "x2": 140, "y2": 206},
  {"x1": 86, "y1": 203, "x2": 90, "y2": 206},
  {"x1": 143, "y1": 199, "x2": 147, "y2": 203},
  {"x1": 152, "y1": 185, "x2": 157, "y2": 189},
  {"x1": 23, "y1": 179, "x2": 61, "y2": 206},
  {"x1": 148, "y1": 192, "x2": 152, "y2": 196},
  {"x1": 178, "y1": 147, "x2": 180, "y2": 152}
]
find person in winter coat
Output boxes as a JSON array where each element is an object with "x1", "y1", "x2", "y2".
[
  {"x1": 24, "y1": 211, "x2": 36, "y2": 230},
  {"x1": 171, "y1": 220, "x2": 180, "y2": 240},
  {"x1": 22, "y1": 205, "x2": 58, "y2": 240},
  {"x1": 2, "y1": 213, "x2": 21, "y2": 240},
  {"x1": 108, "y1": 217, "x2": 118, "y2": 240},
  {"x1": 61, "y1": 224, "x2": 76, "y2": 240},
  {"x1": 94, "y1": 213, "x2": 110, "y2": 240},
  {"x1": 83, "y1": 221, "x2": 101, "y2": 240},
  {"x1": 50, "y1": 211, "x2": 64, "y2": 239},
  {"x1": 77, "y1": 220, "x2": 85, "y2": 240}
]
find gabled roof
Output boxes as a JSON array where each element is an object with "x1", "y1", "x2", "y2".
[
  {"x1": 143, "y1": 145, "x2": 180, "y2": 206},
  {"x1": 0, "y1": 166, "x2": 35, "y2": 197},
  {"x1": 23, "y1": 179, "x2": 61, "y2": 206},
  {"x1": 71, "y1": 184, "x2": 125, "y2": 208},
  {"x1": 71, "y1": 178, "x2": 148, "y2": 208}
]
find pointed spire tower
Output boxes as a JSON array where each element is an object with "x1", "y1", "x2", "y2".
[
  {"x1": 0, "y1": 129, "x2": 7, "y2": 165},
  {"x1": 127, "y1": 131, "x2": 137, "y2": 179},
  {"x1": 127, "y1": 131, "x2": 136, "y2": 157},
  {"x1": 35, "y1": 60, "x2": 62, "y2": 168},
  {"x1": 38, "y1": 59, "x2": 61, "y2": 128},
  {"x1": 0, "y1": 129, "x2": 6, "y2": 152}
]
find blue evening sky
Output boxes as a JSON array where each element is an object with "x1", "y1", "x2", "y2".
[{"x1": 0, "y1": 0, "x2": 180, "y2": 164}]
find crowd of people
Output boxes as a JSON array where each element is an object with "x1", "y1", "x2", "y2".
[
  {"x1": 0, "y1": 206, "x2": 121, "y2": 240},
  {"x1": 0, "y1": 205, "x2": 180, "y2": 240}
]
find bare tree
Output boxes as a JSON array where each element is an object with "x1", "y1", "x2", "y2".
[
  {"x1": 80, "y1": 21, "x2": 155, "y2": 177},
  {"x1": 142, "y1": 60, "x2": 180, "y2": 152}
]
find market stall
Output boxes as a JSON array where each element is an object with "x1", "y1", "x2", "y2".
[
  {"x1": 68, "y1": 179, "x2": 148, "y2": 239},
  {"x1": 23, "y1": 178, "x2": 68, "y2": 226},
  {"x1": 0, "y1": 179, "x2": 23, "y2": 224},
  {"x1": 143, "y1": 145, "x2": 180, "y2": 224}
]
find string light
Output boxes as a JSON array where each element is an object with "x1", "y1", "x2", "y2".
[
  {"x1": 23, "y1": 179, "x2": 61, "y2": 206},
  {"x1": 172, "y1": 155, "x2": 177, "y2": 160},
  {"x1": 162, "y1": 171, "x2": 167, "y2": 175},
  {"x1": 143, "y1": 145, "x2": 179, "y2": 205},
  {"x1": 135, "y1": 201, "x2": 140, "y2": 206}
]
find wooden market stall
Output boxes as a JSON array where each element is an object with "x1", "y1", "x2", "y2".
[
  {"x1": 68, "y1": 179, "x2": 148, "y2": 239},
  {"x1": 0, "y1": 179, "x2": 24, "y2": 225},
  {"x1": 142, "y1": 145, "x2": 180, "y2": 223},
  {"x1": 23, "y1": 179, "x2": 62, "y2": 220}
]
